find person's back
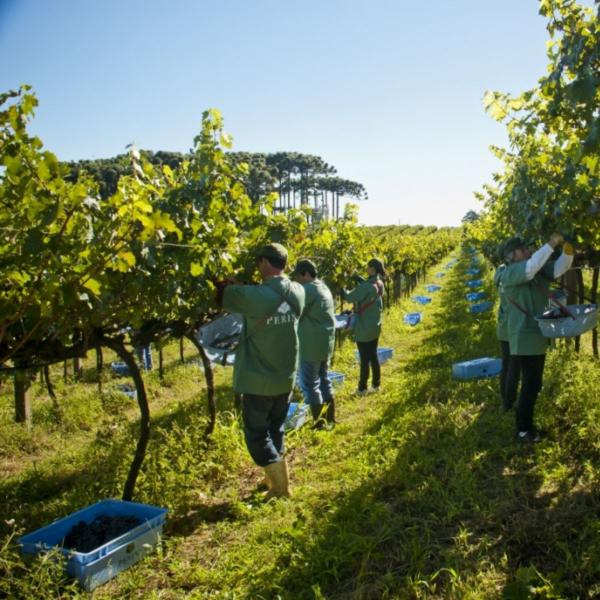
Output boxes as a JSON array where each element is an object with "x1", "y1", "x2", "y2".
[
  {"x1": 298, "y1": 279, "x2": 336, "y2": 363},
  {"x1": 225, "y1": 275, "x2": 305, "y2": 395},
  {"x1": 347, "y1": 275, "x2": 384, "y2": 343}
]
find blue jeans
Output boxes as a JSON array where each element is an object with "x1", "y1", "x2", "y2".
[
  {"x1": 299, "y1": 360, "x2": 334, "y2": 406},
  {"x1": 242, "y1": 393, "x2": 291, "y2": 466}
]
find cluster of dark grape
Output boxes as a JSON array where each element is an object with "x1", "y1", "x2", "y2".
[{"x1": 62, "y1": 514, "x2": 142, "y2": 553}]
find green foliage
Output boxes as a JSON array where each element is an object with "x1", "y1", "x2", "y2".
[{"x1": 470, "y1": 1, "x2": 600, "y2": 258}]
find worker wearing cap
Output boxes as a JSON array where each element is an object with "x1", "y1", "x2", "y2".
[
  {"x1": 493, "y1": 247, "x2": 520, "y2": 412},
  {"x1": 291, "y1": 259, "x2": 337, "y2": 427},
  {"x1": 500, "y1": 233, "x2": 574, "y2": 443},
  {"x1": 222, "y1": 243, "x2": 305, "y2": 498},
  {"x1": 342, "y1": 258, "x2": 386, "y2": 394}
]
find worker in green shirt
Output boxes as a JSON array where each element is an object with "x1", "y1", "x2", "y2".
[
  {"x1": 342, "y1": 258, "x2": 385, "y2": 395},
  {"x1": 222, "y1": 243, "x2": 305, "y2": 498},
  {"x1": 500, "y1": 233, "x2": 574, "y2": 443},
  {"x1": 291, "y1": 259, "x2": 337, "y2": 428},
  {"x1": 494, "y1": 255, "x2": 520, "y2": 411}
]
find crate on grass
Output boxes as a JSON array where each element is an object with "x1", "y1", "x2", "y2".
[
  {"x1": 452, "y1": 357, "x2": 502, "y2": 380},
  {"x1": 466, "y1": 268, "x2": 480, "y2": 276},
  {"x1": 465, "y1": 279, "x2": 483, "y2": 288},
  {"x1": 425, "y1": 284, "x2": 442, "y2": 293},
  {"x1": 466, "y1": 291, "x2": 487, "y2": 302},
  {"x1": 413, "y1": 295, "x2": 432, "y2": 305},
  {"x1": 328, "y1": 371, "x2": 345, "y2": 386},
  {"x1": 110, "y1": 361, "x2": 130, "y2": 376},
  {"x1": 435, "y1": 272, "x2": 446, "y2": 278},
  {"x1": 469, "y1": 301, "x2": 494, "y2": 314},
  {"x1": 18, "y1": 499, "x2": 167, "y2": 592},
  {"x1": 285, "y1": 402, "x2": 310, "y2": 430},
  {"x1": 403, "y1": 312, "x2": 422, "y2": 326},
  {"x1": 354, "y1": 347, "x2": 394, "y2": 364}
]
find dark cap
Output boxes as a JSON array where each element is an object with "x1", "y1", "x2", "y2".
[
  {"x1": 256, "y1": 243, "x2": 288, "y2": 262},
  {"x1": 502, "y1": 237, "x2": 527, "y2": 257},
  {"x1": 291, "y1": 258, "x2": 317, "y2": 277},
  {"x1": 368, "y1": 257, "x2": 385, "y2": 275}
]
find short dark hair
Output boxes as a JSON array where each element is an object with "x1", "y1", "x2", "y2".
[
  {"x1": 261, "y1": 255, "x2": 286, "y2": 270},
  {"x1": 298, "y1": 265, "x2": 317, "y2": 278}
]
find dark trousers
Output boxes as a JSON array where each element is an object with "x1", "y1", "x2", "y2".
[
  {"x1": 242, "y1": 392, "x2": 290, "y2": 467},
  {"x1": 356, "y1": 338, "x2": 380, "y2": 391},
  {"x1": 506, "y1": 354, "x2": 546, "y2": 432},
  {"x1": 500, "y1": 341, "x2": 520, "y2": 410}
]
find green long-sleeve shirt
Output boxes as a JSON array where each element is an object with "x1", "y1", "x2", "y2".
[
  {"x1": 344, "y1": 275, "x2": 384, "y2": 343},
  {"x1": 501, "y1": 261, "x2": 556, "y2": 356},
  {"x1": 223, "y1": 276, "x2": 305, "y2": 395},
  {"x1": 298, "y1": 280, "x2": 336, "y2": 362}
]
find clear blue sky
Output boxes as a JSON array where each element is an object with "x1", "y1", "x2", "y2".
[{"x1": 0, "y1": 0, "x2": 589, "y2": 226}]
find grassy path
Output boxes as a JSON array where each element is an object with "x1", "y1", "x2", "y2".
[{"x1": 4, "y1": 250, "x2": 600, "y2": 599}]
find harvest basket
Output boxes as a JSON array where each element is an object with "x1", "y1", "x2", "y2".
[
  {"x1": 197, "y1": 313, "x2": 242, "y2": 364},
  {"x1": 535, "y1": 304, "x2": 598, "y2": 339}
]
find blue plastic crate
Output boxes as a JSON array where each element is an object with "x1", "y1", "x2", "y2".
[
  {"x1": 425, "y1": 284, "x2": 442, "y2": 293},
  {"x1": 355, "y1": 347, "x2": 394, "y2": 364},
  {"x1": 378, "y1": 347, "x2": 393, "y2": 363},
  {"x1": 19, "y1": 499, "x2": 167, "y2": 591},
  {"x1": 465, "y1": 279, "x2": 483, "y2": 288},
  {"x1": 403, "y1": 312, "x2": 422, "y2": 326},
  {"x1": 469, "y1": 301, "x2": 494, "y2": 314},
  {"x1": 452, "y1": 357, "x2": 502, "y2": 380},
  {"x1": 413, "y1": 295, "x2": 432, "y2": 305},
  {"x1": 285, "y1": 402, "x2": 310, "y2": 430},
  {"x1": 435, "y1": 272, "x2": 446, "y2": 278},
  {"x1": 466, "y1": 291, "x2": 487, "y2": 302},
  {"x1": 466, "y1": 268, "x2": 480, "y2": 276},
  {"x1": 110, "y1": 361, "x2": 130, "y2": 376},
  {"x1": 327, "y1": 371, "x2": 345, "y2": 386}
]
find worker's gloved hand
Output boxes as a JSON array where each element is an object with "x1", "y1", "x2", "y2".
[
  {"x1": 563, "y1": 241, "x2": 574, "y2": 256},
  {"x1": 549, "y1": 232, "x2": 564, "y2": 247}
]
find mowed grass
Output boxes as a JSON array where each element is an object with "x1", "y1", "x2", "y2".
[{"x1": 2, "y1": 252, "x2": 600, "y2": 599}]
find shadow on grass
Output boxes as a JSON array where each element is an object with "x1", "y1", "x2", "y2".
[
  {"x1": 241, "y1": 256, "x2": 600, "y2": 598},
  {"x1": 0, "y1": 373, "x2": 243, "y2": 541}
]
